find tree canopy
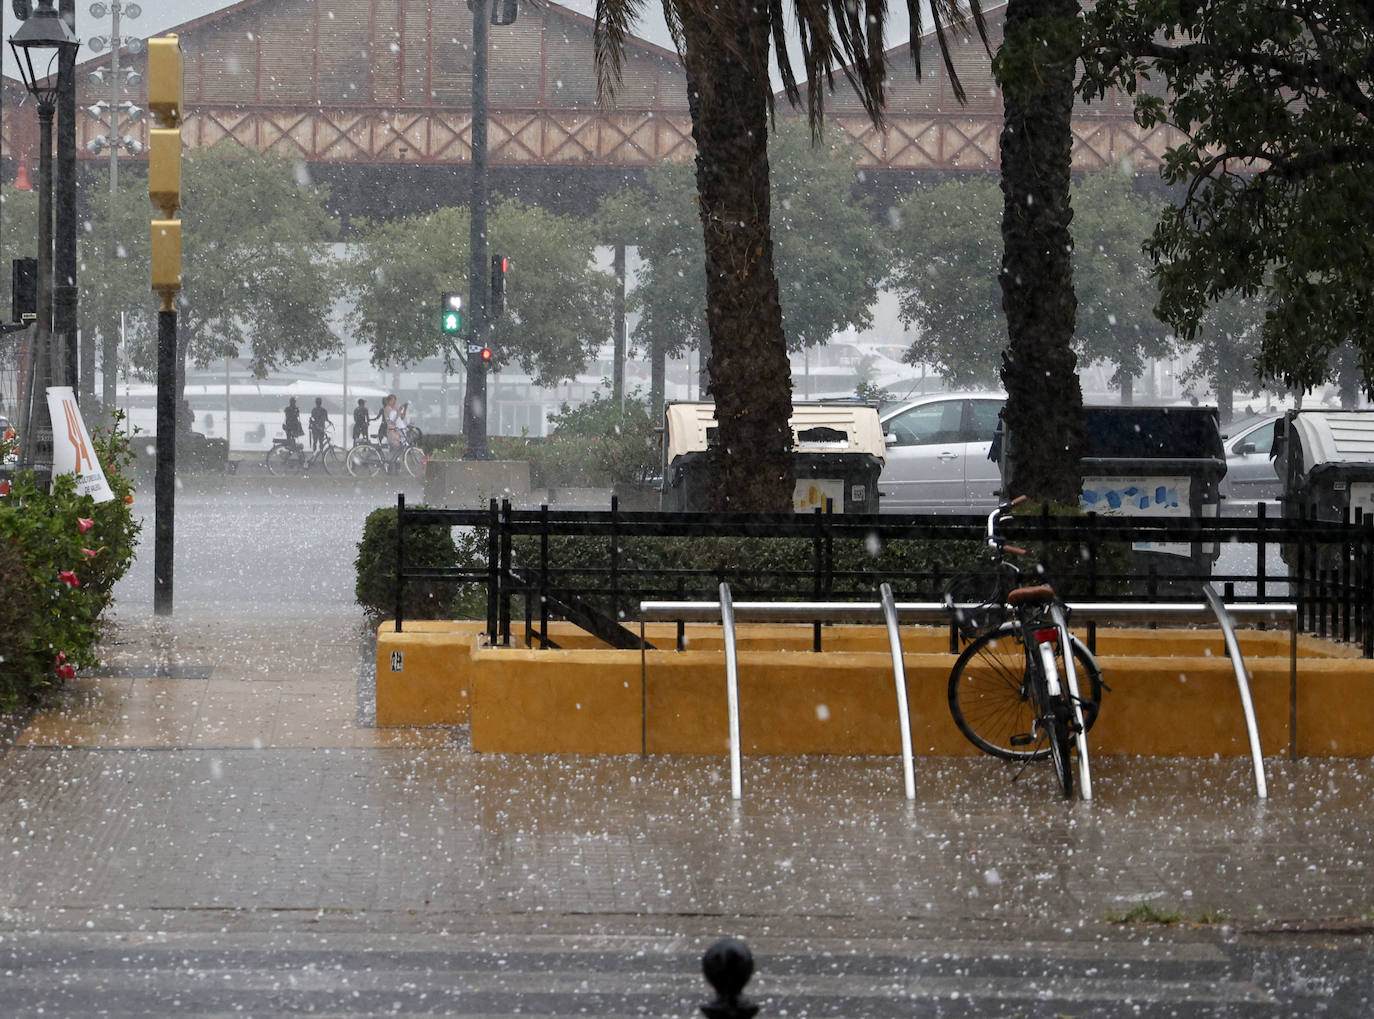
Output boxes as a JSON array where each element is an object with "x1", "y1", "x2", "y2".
[
  {"x1": 599, "y1": 119, "x2": 887, "y2": 409},
  {"x1": 81, "y1": 144, "x2": 340, "y2": 388},
  {"x1": 888, "y1": 171, "x2": 1173, "y2": 395},
  {"x1": 341, "y1": 198, "x2": 613, "y2": 387},
  {"x1": 1080, "y1": 0, "x2": 1374, "y2": 396}
]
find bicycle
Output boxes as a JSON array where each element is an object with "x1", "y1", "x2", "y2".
[
  {"x1": 346, "y1": 431, "x2": 426, "y2": 478},
  {"x1": 945, "y1": 496, "x2": 1105, "y2": 799},
  {"x1": 264, "y1": 422, "x2": 345, "y2": 476}
]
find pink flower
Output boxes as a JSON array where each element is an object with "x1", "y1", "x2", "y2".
[
  {"x1": 56, "y1": 662, "x2": 76, "y2": 681},
  {"x1": 77, "y1": 518, "x2": 95, "y2": 533},
  {"x1": 81, "y1": 547, "x2": 99, "y2": 560},
  {"x1": 59, "y1": 570, "x2": 80, "y2": 588}
]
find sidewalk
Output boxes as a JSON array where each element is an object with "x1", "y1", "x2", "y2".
[{"x1": 2, "y1": 609, "x2": 1372, "y2": 1014}]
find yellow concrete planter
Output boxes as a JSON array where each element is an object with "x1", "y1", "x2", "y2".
[{"x1": 376, "y1": 621, "x2": 1374, "y2": 757}]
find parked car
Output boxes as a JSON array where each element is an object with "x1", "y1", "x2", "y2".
[
  {"x1": 1219, "y1": 412, "x2": 1283, "y2": 502},
  {"x1": 877, "y1": 392, "x2": 1004, "y2": 512}
]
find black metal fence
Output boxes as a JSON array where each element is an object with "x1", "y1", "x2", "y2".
[{"x1": 394, "y1": 495, "x2": 1374, "y2": 657}]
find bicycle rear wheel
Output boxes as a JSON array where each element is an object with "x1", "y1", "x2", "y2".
[
  {"x1": 265, "y1": 445, "x2": 299, "y2": 476},
  {"x1": 948, "y1": 622, "x2": 1103, "y2": 760},
  {"x1": 322, "y1": 445, "x2": 346, "y2": 475},
  {"x1": 402, "y1": 445, "x2": 426, "y2": 478},
  {"x1": 346, "y1": 444, "x2": 383, "y2": 478}
]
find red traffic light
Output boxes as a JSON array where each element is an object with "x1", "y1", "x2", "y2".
[{"x1": 480, "y1": 347, "x2": 493, "y2": 362}]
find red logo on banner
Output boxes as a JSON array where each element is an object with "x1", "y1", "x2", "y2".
[{"x1": 63, "y1": 399, "x2": 95, "y2": 473}]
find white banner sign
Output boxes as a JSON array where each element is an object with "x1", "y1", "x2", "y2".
[{"x1": 47, "y1": 387, "x2": 115, "y2": 503}]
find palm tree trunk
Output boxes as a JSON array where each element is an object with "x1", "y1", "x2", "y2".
[
  {"x1": 998, "y1": 0, "x2": 1085, "y2": 506},
  {"x1": 679, "y1": 12, "x2": 794, "y2": 512}
]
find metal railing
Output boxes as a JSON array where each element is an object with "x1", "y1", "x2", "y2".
[{"x1": 392, "y1": 495, "x2": 1373, "y2": 655}]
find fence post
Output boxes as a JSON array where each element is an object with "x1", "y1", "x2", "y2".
[
  {"x1": 699, "y1": 938, "x2": 759, "y2": 1019},
  {"x1": 539, "y1": 503, "x2": 550, "y2": 648},
  {"x1": 486, "y1": 498, "x2": 499, "y2": 643},
  {"x1": 500, "y1": 498, "x2": 514, "y2": 646},
  {"x1": 1364, "y1": 514, "x2": 1374, "y2": 658},
  {"x1": 813, "y1": 508, "x2": 824, "y2": 653},
  {"x1": 611, "y1": 493, "x2": 621, "y2": 632},
  {"x1": 1256, "y1": 500, "x2": 1268, "y2": 605},
  {"x1": 394, "y1": 492, "x2": 406, "y2": 633}
]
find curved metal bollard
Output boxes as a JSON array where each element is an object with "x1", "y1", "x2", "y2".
[{"x1": 700, "y1": 938, "x2": 760, "y2": 1018}]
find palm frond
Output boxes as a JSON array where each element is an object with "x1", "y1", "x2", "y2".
[{"x1": 594, "y1": 0, "x2": 651, "y2": 103}]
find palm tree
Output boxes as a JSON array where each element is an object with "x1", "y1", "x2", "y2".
[
  {"x1": 595, "y1": 0, "x2": 985, "y2": 511},
  {"x1": 996, "y1": 0, "x2": 1085, "y2": 505}
]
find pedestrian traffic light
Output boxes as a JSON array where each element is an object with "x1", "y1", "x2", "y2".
[
  {"x1": 441, "y1": 291, "x2": 464, "y2": 334},
  {"x1": 490, "y1": 254, "x2": 507, "y2": 318}
]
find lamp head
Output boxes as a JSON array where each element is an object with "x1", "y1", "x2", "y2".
[{"x1": 7, "y1": 0, "x2": 81, "y2": 103}]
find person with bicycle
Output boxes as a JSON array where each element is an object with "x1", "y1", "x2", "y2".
[
  {"x1": 282, "y1": 397, "x2": 304, "y2": 450},
  {"x1": 309, "y1": 398, "x2": 330, "y2": 452},
  {"x1": 383, "y1": 394, "x2": 410, "y2": 450}
]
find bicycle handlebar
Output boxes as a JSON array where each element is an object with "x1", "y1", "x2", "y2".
[{"x1": 986, "y1": 495, "x2": 1028, "y2": 552}]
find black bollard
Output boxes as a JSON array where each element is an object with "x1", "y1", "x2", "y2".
[{"x1": 700, "y1": 938, "x2": 760, "y2": 1018}]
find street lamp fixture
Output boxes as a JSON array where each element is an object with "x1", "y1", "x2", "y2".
[{"x1": 8, "y1": 1, "x2": 80, "y2": 106}]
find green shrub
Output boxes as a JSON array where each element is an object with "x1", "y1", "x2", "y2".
[
  {"x1": 435, "y1": 390, "x2": 660, "y2": 490},
  {"x1": 0, "y1": 417, "x2": 141, "y2": 711},
  {"x1": 354, "y1": 505, "x2": 465, "y2": 619}
]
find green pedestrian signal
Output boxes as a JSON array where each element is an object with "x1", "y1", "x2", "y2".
[{"x1": 441, "y1": 291, "x2": 464, "y2": 334}]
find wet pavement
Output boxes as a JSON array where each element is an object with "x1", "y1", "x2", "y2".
[{"x1": 2, "y1": 485, "x2": 1372, "y2": 1015}]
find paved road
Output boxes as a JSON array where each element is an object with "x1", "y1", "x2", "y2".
[{"x1": 113, "y1": 477, "x2": 422, "y2": 620}]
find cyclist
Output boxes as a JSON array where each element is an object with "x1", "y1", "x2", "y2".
[
  {"x1": 282, "y1": 397, "x2": 304, "y2": 450},
  {"x1": 309, "y1": 397, "x2": 330, "y2": 451}
]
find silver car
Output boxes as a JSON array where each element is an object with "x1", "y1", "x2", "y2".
[
  {"x1": 878, "y1": 392, "x2": 1004, "y2": 512},
  {"x1": 1220, "y1": 412, "x2": 1282, "y2": 503}
]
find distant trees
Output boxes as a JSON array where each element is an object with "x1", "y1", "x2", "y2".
[
  {"x1": 601, "y1": 120, "x2": 887, "y2": 415},
  {"x1": 81, "y1": 143, "x2": 340, "y2": 399},
  {"x1": 888, "y1": 172, "x2": 1172, "y2": 398}
]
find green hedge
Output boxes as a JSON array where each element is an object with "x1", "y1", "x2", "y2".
[{"x1": 354, "y1": 505, "x2": 487, "y2": 619}]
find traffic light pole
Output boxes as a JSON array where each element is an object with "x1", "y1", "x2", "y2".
[{"x1": 462, "y1": 0, "x2": 491, "y2": 461}]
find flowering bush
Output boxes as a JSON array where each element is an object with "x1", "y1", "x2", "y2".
[{"x1": 0, "y1": 416, "x2": 141, "y2": 712}]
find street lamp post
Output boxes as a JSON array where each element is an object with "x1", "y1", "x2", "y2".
[{"x1": 9, "y1": 0, "x2": 81, "y2": 480}]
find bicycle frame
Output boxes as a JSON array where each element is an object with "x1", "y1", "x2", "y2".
[{"x1": 985, "y1": 499, "x2": 1094, "y2": 800}]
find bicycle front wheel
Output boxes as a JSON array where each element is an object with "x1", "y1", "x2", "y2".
[
  {"x1": 1045, "y1": 700, "x2": 1075, "y2": 799},
  {"x1": 402, "y1": 445, "x2": 426, "y2": 478},
  {"x1": 265, "y1": 445, "x2": 299, "y2": 476},
  {"x1": 948, "y1": 622, "x2": 1102, "y2": 760},
  {"x1": 346, "y1": 444, "x2": 383, "y2": 478}
]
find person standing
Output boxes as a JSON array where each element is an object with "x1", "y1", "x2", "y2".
[
  {"x1": 283, "y1": 397, "x2": 304, "y2": 449},
  {"x1": 309, "y1": 397, "x2": 330, "y2": 451},
  {"x1": 352, "y1": 398, "x2": 371, "y2": 446}
]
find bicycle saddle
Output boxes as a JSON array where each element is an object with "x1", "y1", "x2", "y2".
[{"x1": 1006, "y1": 584, "x2": 1056, "y2": 605}]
